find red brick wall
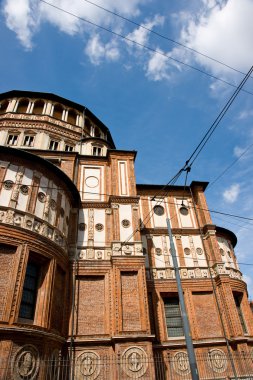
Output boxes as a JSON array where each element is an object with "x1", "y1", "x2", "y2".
[
  {"x1": 192, "y1": 292, "x2": 222, "y2": 337},
  {"x1": 51, "y1": 265, "x2": 65, "y2": 333},
  {"x1": 0, "y1": 246, "x2": 15, "y2": 320},
  {"x1": 77, "y1": 276, "x2": 105, "y2": 335},
  {"x1": 121, "y1": 272, "x2": 141, "y2": 331}
]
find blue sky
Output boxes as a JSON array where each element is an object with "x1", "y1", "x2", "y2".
[{"x1": 1, "y1": 0, "x2": 253, "y2": 296}]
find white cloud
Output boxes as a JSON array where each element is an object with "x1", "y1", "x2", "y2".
[
  {"x1": 223, "y1": 183, "x2": 240, "y2": 203},
  {"x1": 3, "y1": 0, "x2": 144, "y2": 49},
  {"x1": 145, "y1": 49, "x2": 171, "y2": 82},
  {"x1": 85, "y1": 34, "x2": 120, "y2": 65},
  {"x1": 3, "y1": 0, "x2": 39, "y2": 49},
  {"x1": 177, "y1": 0, "x2": 253, "y2": 79},
  {"x1": 126, "y1": 15, "x2": 164, "y2": 47}
]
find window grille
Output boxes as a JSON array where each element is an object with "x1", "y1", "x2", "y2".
[
  {"x1": 234, "y1": 294, "x2": 247, "y2": 334},
  {"x1": 19, "y1": 262, "x2": 39, "y2": 320},
  {"x1": 164, "y1": 297, "x2": 184, "y2": 337}
]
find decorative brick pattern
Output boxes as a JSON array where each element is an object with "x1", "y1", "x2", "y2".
[
  {"x1": 0, "y1": 247, "x2": 15, "y2": 320},
  {"x1": 77, "y1": 276, "x2": 105, "y2": 335},
  {"x1": 192, "y1": 292, "x2": 222, "y2": 337},
  {"x1": 121, "y1": 272, "x2": 141, "y2": 331}
]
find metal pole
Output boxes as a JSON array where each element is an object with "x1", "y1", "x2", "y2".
[{"x1": 166, "y1": 218, "x2": 199, "y2": 380}]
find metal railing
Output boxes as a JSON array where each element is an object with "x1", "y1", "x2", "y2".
[{"x1": 1, "y1": 351, "x2": 253, "y2": 379}]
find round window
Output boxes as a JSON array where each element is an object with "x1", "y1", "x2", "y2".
[
  {"x1": 78, "y1": 223, "x2": 86, "y2": 231},
  {"x1": 196, "y1": 247, "x2": 203, "y2": 255},
  {"x1": 155, "y1": 248, "x2": 162, "y2": 255},
  {"x1": 4, "y1": 180, "x2": 14, "y2": 190},
  {"x1": 38, "y1": 192, "x2": 46, "y2": 202},
  {"x1": 95, "y1": 223, "x2": 104, "y2": 231},
  {"x1": 20, "y1": 184, "x2": 29, "y2": 195},
  {"x1": 180, "y1": 206, "x2": 189, "y2": 216},
  {"x1": 184, "y1": 248, "x2": 191, "y2": 255},
  {"x1": 153, "y1": 205, "x2": 165, "y2": 216},
  {"x1": 122, "y1": 219, "x2": 130, "y2": 228}
]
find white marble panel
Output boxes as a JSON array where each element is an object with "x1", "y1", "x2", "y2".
[
  {"x1": 192, "y1": 235, "x2": 207, "y2": 267},
  {"x1": 0, "y1": 164, "x2": 18, "y2": 205},
  {"x1": 81, "y1": 165, "x2": 104, "y2": 201},
  {"x1": 78, "y1": 208, "x2": 88, "y2": 245},
  {"x1": 181, "y1": 235, "x2": 194, "y2": 267},
  {"x1": 118, "y1": 161, "x2": 129, "y2": 196},
  {"x1": 35, "y1": 176, "x2": 48, "y2": 219},
  {"x1": 175, "y1": 198, "x2": 195, "y2": 228},
  {"x1": 119, "y1": 204, "x2": 133, "y2": 242},
  {"x1": 94, "y1": 209, "x2": 105, "y2": 247},
  {"x1": 16, "y1": 168, "x2": 33, "y2": 211}
]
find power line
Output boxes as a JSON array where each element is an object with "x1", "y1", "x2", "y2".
[
  {"x1": 39, "y1": 0, "x2": 253, "y2": 97},
  {"x1": 183, "y1": 65, "x2": 253, "y2": 168},
  {"x1": 207, "y1": 142, "x2": 253, "y2": 189},
  {"x1": 2, "y1": 178, "x2": 253, "y2": 222},
  {"x1": 82, "y1": 0, "x2": 253, "y2": 79}
]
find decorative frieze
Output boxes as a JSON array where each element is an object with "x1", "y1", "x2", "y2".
[{"x1": 0, "y1": 207, "x2": 67, "y2": 250}]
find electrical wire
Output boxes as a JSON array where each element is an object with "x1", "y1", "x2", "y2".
[
  {"x1": 39, "y1": 0, "x2": 253, "y2": 97},
  {"x1": 1, "y1": 178, "x2": 253, "y2": 222},
  {"x1": 184, "y1": 65, "x2": 253, "y2": 168},
  {"x1": 207, "y1": 142, "x2": 253, "y2": 189},
  {"x1": 81, "y1": 0, "x2": 253, "y2": 79}
]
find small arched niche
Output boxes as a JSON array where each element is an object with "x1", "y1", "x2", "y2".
[{"x1": 16, "y1": 98, "x2": 29, "y2": 114}]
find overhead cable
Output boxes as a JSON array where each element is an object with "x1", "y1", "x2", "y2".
[
  {"x1": 82, "y1": 0, "x2": 252, "y2": 79},
  {"x1": 40, "y1": 0, "x2": 253, "y2": 97}
]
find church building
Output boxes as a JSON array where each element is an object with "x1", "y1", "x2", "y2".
[{"x1": 0, "y1": 90, "x2": 252, "y2": 379}]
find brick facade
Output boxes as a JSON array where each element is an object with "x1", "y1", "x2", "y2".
[{"x1": 0, "y1": 90, "x2": 252, "y2": 379}]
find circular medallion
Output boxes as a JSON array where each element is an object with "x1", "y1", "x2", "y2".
[
  {"x1": 76, "y1": 351, "x2": 100, "y2": 380},
  {"x1": 122, "y1": 219, "x2": 130, "y2": 228},
  {"x1": 95, "y1": 223, "x2": 104, "y2": 232},
  {"x1": 50, "y1": 199, "x2": 57, "y2": 210},
  {"x1": 85, "y1": 176, "x2": 99, "y2": 188},
  {"x1": 38, "y1": 192, "x2": 46, "y2": 202},
  {"x1": 20, "y1": 185, "x2": 29, "y2": 195},
  {"x1": 13, "y1": 345, "x2": 40, "y2": 380},
  {"x1": 196, "y1": 247, "x2": 203, "y2": 255},
  {"x1": 184, "y1": 248, "x2": 191, "y2": 255},
  {"x1": 153, "y1": 205, "x2": 165, "y2": 216},
  {"x1": 121, "y1": 347, "x2": 148, "y2": 378},
  {"x1": 79, "y1": 223, "x2": 86, "y2": 231},
  {"x1": 207, "y1": 349, "x2": 227, "y2": 373},
  {"x1": 173, "y1": 351, "x2": 190, "y2": 375},
  {"x1": 155, "y1": 248, "x2": 162, "y2": 255},
  {"x1": 4, "y1": 180, "x2": 14, "y2": 190},
  {"x1": 180, "y1": 206, "x2": 189, "y2": 216},
  {"x1": 96, "y1": 251, "x2": 102, "y2": 259}
]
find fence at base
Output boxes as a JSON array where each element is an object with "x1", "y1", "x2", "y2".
[{"x1": 1, "y1": 351, "x2": 253, "y2": 379}]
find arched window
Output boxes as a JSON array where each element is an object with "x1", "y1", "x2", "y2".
[
  {"x1": 16, "y1": 99, "x2": 29, "y2": 114},
  {"x1": 33, "y1": 100, "x2": 44, "y2": 115},
  {"x1": 94, "y1": 126, "x2": 101, "y2": 138},
  {"x1": 0, "y1": 100, "x2": 9, "y2": 114},
  {"x1": 85, "y1": 118, "x2": 91, "y2": 135},
  {"x1": 53, "y1": 104, "x2": 64, "y2": 120},
  {"x1": 67, "y1": 109, "x2": 77, "y2": 125}
]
